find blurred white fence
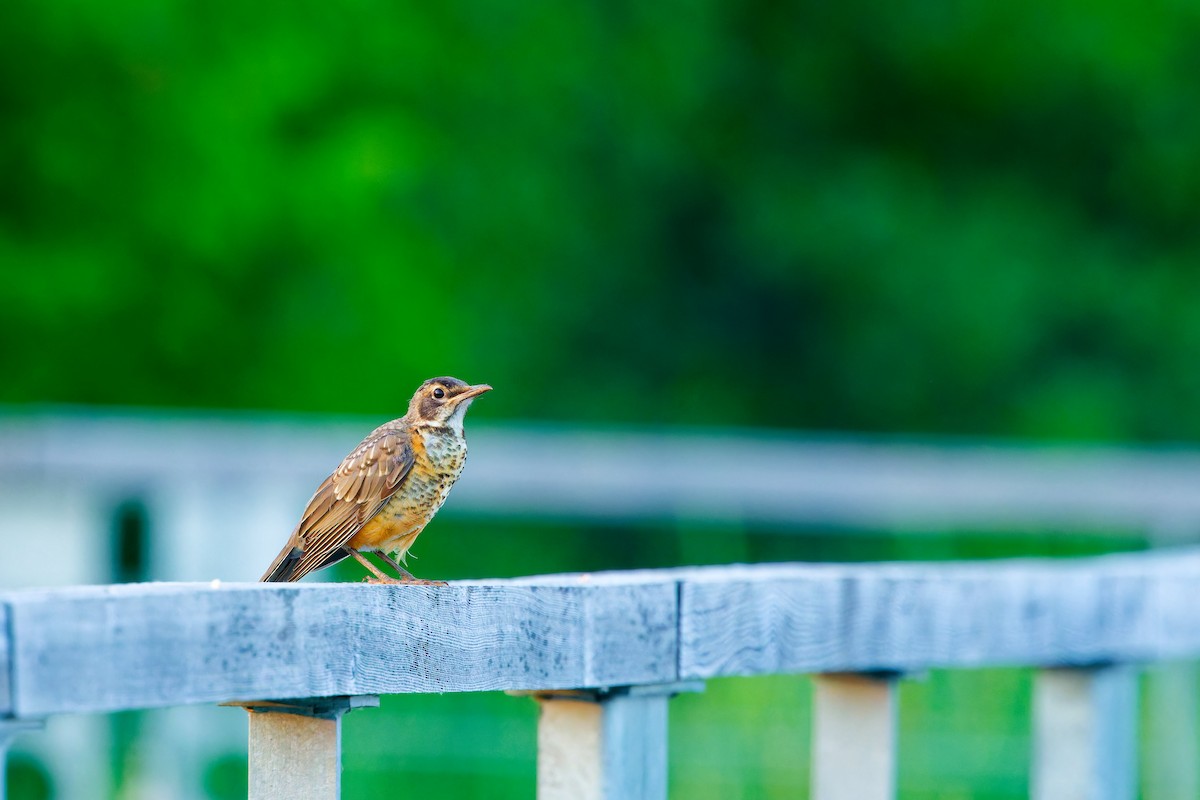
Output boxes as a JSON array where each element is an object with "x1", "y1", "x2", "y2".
[{"x1": 7, "y1": 408, "x2": 1200, "y2": 556}]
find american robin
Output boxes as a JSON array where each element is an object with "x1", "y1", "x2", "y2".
[{"x1": 260, "y1": 377, "x2": 492, "y2": 583}]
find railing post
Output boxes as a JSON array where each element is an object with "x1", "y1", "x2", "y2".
[
  {"x1": 530, "y1": 682, "x2": 702, "y2": 800},
  {"x1": 1032, "y1": 665, "x2": 1138, "y2": 800},
  {"x1": 811, "y1": 673, "x2": 898, "y2": 800},
  {"x1": 1146, "y1": 519, "x2": 1199, "y2": 800},
  {"x1": 1144, "y1": 660, "x2": 1198, "y2": 800},
  {"x1": 232, "y1": 696, "x2": 378, "y2": 800}
]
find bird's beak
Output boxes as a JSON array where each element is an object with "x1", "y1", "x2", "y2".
[{"x1": 456, "y1": 383, "x2": 493, "y2": 401}]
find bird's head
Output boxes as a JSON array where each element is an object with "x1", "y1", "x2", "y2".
[{"x1": 409, "y1": 377, "x2": 492, "y2": 432}]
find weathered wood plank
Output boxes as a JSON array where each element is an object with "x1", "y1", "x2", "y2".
[
  {"x1": 1031, "y1": 666, "x2": 1139, "y2": 800},
  {"x1": 499, "y1": 572, "x2": 682, "y2": 688},
  {"x1": 811, "y1": 674, "x2": 897, "y2": 800},
  {"x1": 3, "y1": 549, "x2": 1200, "y2": 718},
  {"x1": 679, "y1": 551, "x2": 1200, "y2": 678},
  {"x1": 3, "y1": 579, "x2": 677, "y2": 718}
]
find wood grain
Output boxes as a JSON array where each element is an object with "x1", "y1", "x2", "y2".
[
  {"x1": 3, "y1": 579, "x2": 676, "y2": 718},
  {"x1": 679, "y1": 550, "x2": 1200, "y2": 679},
  {"x1": 248, "y1": 711, "x2": 341, "y2": 800},
  {"x1": 2, "y1": 549, "x2": 1200, "y2": 718}
]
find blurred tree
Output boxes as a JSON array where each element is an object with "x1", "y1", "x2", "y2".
[{"x1": 2, "y1": 0, "x2": 1199, "y2": 441}]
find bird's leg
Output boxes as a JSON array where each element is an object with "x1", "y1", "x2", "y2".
[
  {"x1": 347, "y1": 548, "x2": 446, "y2": 586},
  {"x1": 376, "y1": 551, "x2": 448, "y2": 587},
  {"x1": 344, "y1": 548, "x2": 401, "y2": 584},
  {"x1": 374, "y1": 551, "x2": 417, "y2": 581}
]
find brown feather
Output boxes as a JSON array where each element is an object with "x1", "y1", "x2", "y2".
[
  {"x1": 260, "y1": 423, "x2": 415, "y2": 582},
  {"x1": 343, "y1": 469, "x2": 365, "y2": 502}
]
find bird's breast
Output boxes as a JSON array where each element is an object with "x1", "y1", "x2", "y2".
[
  {"x1": 350, "y1": 428, "x2": 467, "y2": 554},
  {"x1": 408, "y1": 429, "x2": 468, "y2": 514}
]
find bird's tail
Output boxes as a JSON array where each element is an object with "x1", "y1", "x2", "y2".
[
  {"x1": 261, "y1": 540, "x2": 353, "y2": 582},
  {"x1": 260, "y1": 544, "x2": 303, "y2": 582}
]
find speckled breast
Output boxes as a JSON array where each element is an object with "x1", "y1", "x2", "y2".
[{"x1": 350, "y1": 426, "x2": 468, "y2": 557}]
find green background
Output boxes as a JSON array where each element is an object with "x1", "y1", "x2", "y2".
[{"x1": 3, "y1": 0, "x2": 1196, "y2": 796}]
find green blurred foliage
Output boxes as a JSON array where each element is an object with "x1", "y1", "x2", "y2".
[
  {"x1": 3, "y1": 754, "x2": 51, "y2": 800},
  {"x1": 3, "y1": 0, "x2": 1200, "y2": 439},
  {"x1": 202, "y1": 754, "x2": 247, "y2": 800}
]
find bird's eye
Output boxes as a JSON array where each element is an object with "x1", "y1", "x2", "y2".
[{"x1": 432, "y1": 387, "x2": 445, "y2": 399}]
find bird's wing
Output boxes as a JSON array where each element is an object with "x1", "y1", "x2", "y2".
[{"x1": 260, "y1": 425, "x2": 415, "y2": 582}]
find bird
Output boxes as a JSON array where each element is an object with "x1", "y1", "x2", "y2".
[{"x1": 260, "y1": 377, "x2": 492, "y2": 584}]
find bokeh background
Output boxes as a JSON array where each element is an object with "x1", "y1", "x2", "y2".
[{"x1": 3, "y1": 0, "x2": 1199, "y2": 797}]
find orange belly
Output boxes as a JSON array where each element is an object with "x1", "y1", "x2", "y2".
[{"x1": 348, "y1": 510, "x2": 425, "y2": 558}]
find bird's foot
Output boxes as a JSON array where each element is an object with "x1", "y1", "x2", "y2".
[
  {"x1": 399, "y1": 576, "x2": 449, "y2": 587},
  {"x1": 361, "y1": 575, "x2": 447, "y2": 586}
]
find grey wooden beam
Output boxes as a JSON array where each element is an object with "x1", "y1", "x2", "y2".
[
  {"x1": 1031, "y1": 666, "x2": 1139, "y2": 800},
  {"x1": 2, "y1": 550, "x2": 1200, "y2": 718},
  {"x1": 679, "y1": 550, "x2": 1200, "y2": 678},
  {"x1": 811, "y1": 674, "x2": 897, "y2": 800},
  {"x1": 3, "y1": 579, "x2": 677, "y2": 718}
]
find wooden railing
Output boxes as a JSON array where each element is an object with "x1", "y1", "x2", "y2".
[{"x1": 2, "y1": 549, "x2": 1198, "y2": 799}]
